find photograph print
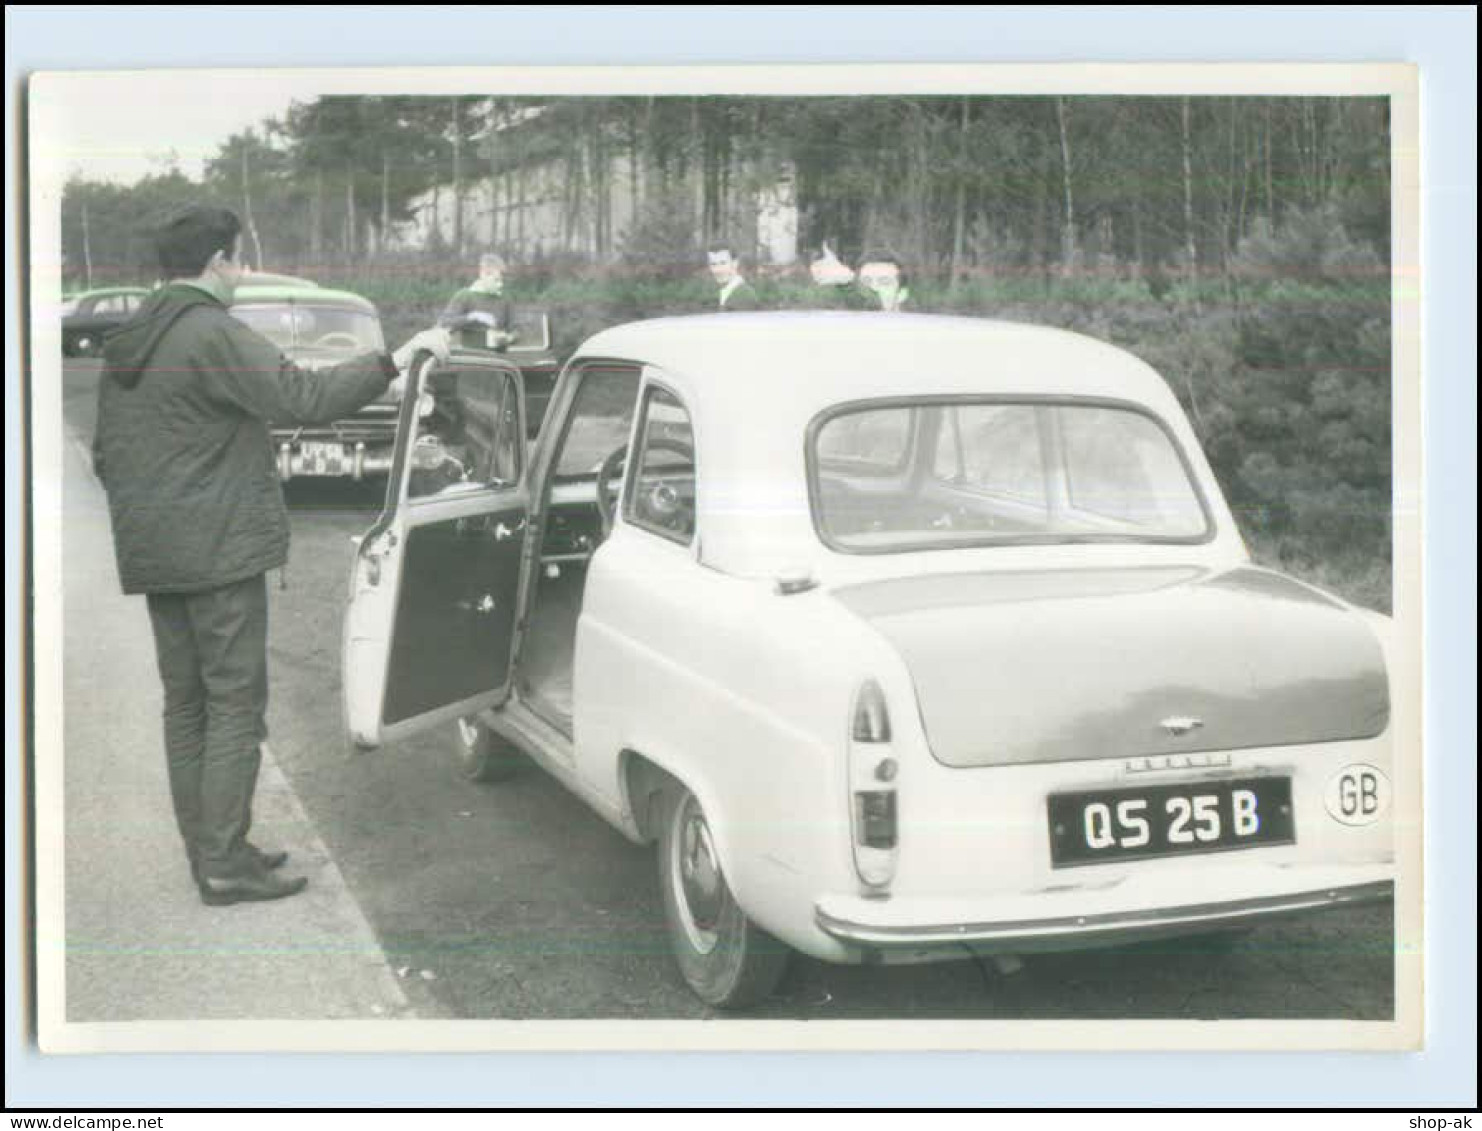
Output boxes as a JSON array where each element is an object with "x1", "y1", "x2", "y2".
[{"x1": 27, "y1": 64, "x2": 1421, "y2": 1051}]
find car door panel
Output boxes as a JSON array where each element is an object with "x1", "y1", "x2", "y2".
[
  {"x1": 382, "y1": 506, "x2": 527, "y2": 725},
  {"x1": 343, "y1": 351, "x2": 528, "y2": 748}
]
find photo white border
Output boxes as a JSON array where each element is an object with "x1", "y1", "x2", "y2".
[{"x1": 8, "y1": 5, "x2": 1474, "y2": 1109}]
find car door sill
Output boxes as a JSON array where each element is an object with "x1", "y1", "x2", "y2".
[{"x1": 482, "y1": 697, "x2": 638, "y2": 842}]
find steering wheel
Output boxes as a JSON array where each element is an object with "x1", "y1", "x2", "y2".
[
  {"x1": 313, "y1": 331, "x2": 363, "y2": 350},
  {"x1": 594, "y1": 438, "x2": 695, "y2": 537}
]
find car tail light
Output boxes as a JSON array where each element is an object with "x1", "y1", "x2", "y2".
[
  {"x1": 852, "y1": 680, "x2": 892, "y2": 743},
  {"x1": 854, "y1": 791, "x2": 897, "y2": 849},
  {"x1": 849, "y1": 680, "x2": 899, "y2": 888}
]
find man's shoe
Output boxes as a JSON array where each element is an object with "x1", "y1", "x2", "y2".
[
  {"x1": 249, "y1": 843, "x2": 288, "y2": 871},
  {"x1": 199, "y1": 870, "x2": 308, "y2": 906},
  {"x1": 189, "y1": 846, "x2": 286, "y2": 887}
]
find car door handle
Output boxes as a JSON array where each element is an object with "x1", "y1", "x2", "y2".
[
  {"x1": 495, "y1": 518, "x2": 526, "y2": 541},
  {"x1": 455, "y1": 594, "x2": 498, "y2": 615}
]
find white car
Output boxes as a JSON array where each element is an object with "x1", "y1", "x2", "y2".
[{"x1": 342, "y1": 313, "x2": 1395, "y2": 1008}]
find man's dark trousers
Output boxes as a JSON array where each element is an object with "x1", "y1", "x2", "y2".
[{"x1": 145, "y1": 573, "x2": 269, "y2": 880}]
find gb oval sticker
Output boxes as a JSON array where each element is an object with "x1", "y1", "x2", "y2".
[{"x1": 1324, "y1": 764, "x2": 1391, "y2": 826}]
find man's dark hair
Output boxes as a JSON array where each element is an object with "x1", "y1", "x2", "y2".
[
  {"x1": 155, "y1": 206, "x2": 242, "y2": 278},
  {"x1": 705, "y1": 238, "x2": 740, "y2": 260},
  {"x1": 858, "y1": 250, "x2": 908, "y2": 290}
]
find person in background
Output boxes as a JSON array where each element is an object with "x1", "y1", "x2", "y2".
[
  {"x1": 706, "y1": 240, "x2": 760, "y2": 311},
  {"x1": 857, "y1": 251, "x2": 911, "y2": 313},
  {"x1": 93, "y1": 205, "x2": 450, "y2": 907},
  {"x1": 804, "y1": 241, "x2": 868, "y2": 310},
  {"x1": 439, "y1": 251, "x2": 514, "y2": 347}
]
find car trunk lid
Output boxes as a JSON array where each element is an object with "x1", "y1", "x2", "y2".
[{"x1": 831, "y1": 566, "x2": 1389, "y2": 768}]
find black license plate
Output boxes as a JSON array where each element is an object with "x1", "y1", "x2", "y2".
[{"x1": 1047, "y1": 777, "x2": 1294, "y2": 868}]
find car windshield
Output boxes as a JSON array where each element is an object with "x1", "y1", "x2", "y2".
[
  {"x1": 812, "y1": 399, "x2": 1209, "y2": 551},
  {"x1": 232, "y1": 303, "x2": 384, "y2": 355},
  {"x1": 504, "y1": 308, "x2": 550, "y2": 352}
]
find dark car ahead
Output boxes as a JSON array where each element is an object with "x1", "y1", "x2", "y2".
[
  {"x1": 230, "y1": 281, "x2": 397, "y2": 481},
  {"x1": 61, "y1": 286, "x2": 151, "y2": 357}
]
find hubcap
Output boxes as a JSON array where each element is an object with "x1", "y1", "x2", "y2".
[
  {"x1": 456, "y1": 717, "x2": 480, "y2": 750},
  {"x1": 672, "y1": 796, "x2": 724, "y2": 953}
]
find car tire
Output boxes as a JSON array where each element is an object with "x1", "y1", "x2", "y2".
[
  {"x1": 73, "y1": 334, "x2": 100, "y2": 358},
  {"x1": 658, "y1": 786, "x2": 789, "y2": 1008},
  {"x1": 453, "y1": 717, "x2": 522, "y2": 783}
]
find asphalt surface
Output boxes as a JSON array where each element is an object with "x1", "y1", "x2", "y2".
[{"x1": 59, "y1": 356, "x2": 1396, "y2": 1021}]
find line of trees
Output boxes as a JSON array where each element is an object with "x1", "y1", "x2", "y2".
[{"x1": 60, "y1": 94, "x2": 1388, "y2": 287}]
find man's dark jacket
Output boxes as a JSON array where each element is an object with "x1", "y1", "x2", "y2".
[{"x1": 93, "y1": 283, "x2": 395, "y2": 595}]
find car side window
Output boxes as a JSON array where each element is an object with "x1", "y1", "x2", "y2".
[
  {"x1": 552, "y1": 365, "x2": 642, "y2": 479},
  {"x1": 407, "y1": 363, "x2": 522, "y2": 500},
  {"x1": 624, "y1": 386, "x2": 696, "y2": 545},
  {"x1": 816, "y1": 407, "x2": 912, "y2": 475}
]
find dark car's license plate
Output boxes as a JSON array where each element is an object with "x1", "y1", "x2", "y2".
[{"x1": 1047, "y1": 777, "x2": 1294, "y2": 868}]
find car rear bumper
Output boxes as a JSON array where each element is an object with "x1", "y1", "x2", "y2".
[{"x1": 814, "y1": 875, "x2": 1393, "y2": 955}]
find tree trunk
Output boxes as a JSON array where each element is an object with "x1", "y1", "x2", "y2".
[
  {"x1": 450, "y1": 98, "x2": 463, "y2": 256},
  {"x1": 1055, "y1": 97, "x2": 1077, "y2": 274},
  {"x1": 691, "y1": 98, "x2": 705, "y2": 242},
  {"x1": 516, "y1": 168, "x2": 526, "y2": 257},
  {"x1": 627, "y1": 102, "x2": 641, "y2": 227},
  {"x1": 1237, "y1": 110, "x2": 1253, "y2": 248},
  {"x1": 488, "y1": 109, "x2": 502, "y2": 250},
  {"x1": 241, "y1": 145, "x2": 264, "y2": 270},
  {"x1": 1221, "y1": 98, "x2": 1239, "y2": 271},
  {"x1": 345, "y1": 166, "x2": 357, "y2": 262},
  {"x1": 380, "y1": 151, "x2": 391, "y2": 251},
  {"x1": 1263, "y1": 102, "x2": 1275, "y2": 221},
  {"x1": 81, "y1": 197, "x2": 93, "y2": 288},
  {"x1": 310, "y1": 170, "x2": 324, "y2": 267},
  {"x1": 950, "y1": 97, "x2": 971, "y2": 287},
  {"x1": 1131, "y1": 198, "x2": 1144, "y2": 276},
  {"x1": 1181, "y1": 98, "x2": 1200, "y2": 308}
]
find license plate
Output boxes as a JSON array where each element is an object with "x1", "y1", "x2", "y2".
[
  {"x1": 1047, "y1": 777, "x2": 1294, "y2": 868},
  {"x1": 299, "y1": 440, "x2": 346, "y2": 476}
]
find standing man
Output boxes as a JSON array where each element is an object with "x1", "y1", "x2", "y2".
[
  {"x1": 705, "y1": 240, "x2": 760, "y2": 311},
  {"x1": 93, "y1": 205, "x2": 450, "y2": 906},
  {"x1": 439, "y1": 251, "x2": 513, "y2": 348},
  {"x1": 857, "y1": 251, "x2": 911, "y2": 312}
]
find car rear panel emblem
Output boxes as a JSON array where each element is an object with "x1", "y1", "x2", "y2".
[{"x1": 1160, "y1": 716, "x2": 1205, "y2": 737}]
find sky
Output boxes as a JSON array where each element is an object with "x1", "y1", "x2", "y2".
[{"x1": 44, "y1": 71, "x2": 335, "y2": 184}]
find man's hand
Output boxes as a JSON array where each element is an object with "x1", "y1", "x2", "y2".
[{"x1": 391, "y1": 326, "x2": 453, "y2": 372}]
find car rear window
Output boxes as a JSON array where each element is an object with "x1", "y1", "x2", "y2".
[
  {"x1": 811, "y1": 399, "x2": 1210, "y2": 552},
  {"x1": 233, "y1": 303, "x2": 384, "y2": 354}
]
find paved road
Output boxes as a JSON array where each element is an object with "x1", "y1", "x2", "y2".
[{"x1": 59, "y1": 356, "x2": 1396, "y2": 1022}]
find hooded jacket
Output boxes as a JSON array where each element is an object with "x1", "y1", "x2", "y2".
[{"x1": 93, "y1": 283, "x2": 396, "y2": 595}]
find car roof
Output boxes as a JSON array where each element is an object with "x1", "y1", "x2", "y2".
[
  {"x1": 574, "y1": 312, "x2": 1180, "y2": 415},
  {"x1": 241, "y1": 271, "x2": 319, "y2": 288},
  {"x1": 572, "y1": 313, "x2": 1239, "y2": 578},
  {"x1": 231, "y1": 284, "x2": 377, "y2": 313},
  {"x1": 68, "y1": 286, "x2": 151, "y2": 299}
]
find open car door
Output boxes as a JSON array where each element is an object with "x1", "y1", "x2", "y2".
[{"x1": 343, "y1": 351, "x2": 529, "y2": 748}]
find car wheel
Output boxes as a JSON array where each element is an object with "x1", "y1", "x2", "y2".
[
  {"x1": 453, "y1": 717, "x2": 522, "y2": 782},
  {"x1": 658, "y1": 786, "x2": 789, "y2": 1008},
  {"x1": 73, "y1": 333, "x2": 100, "y2": 358}
]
